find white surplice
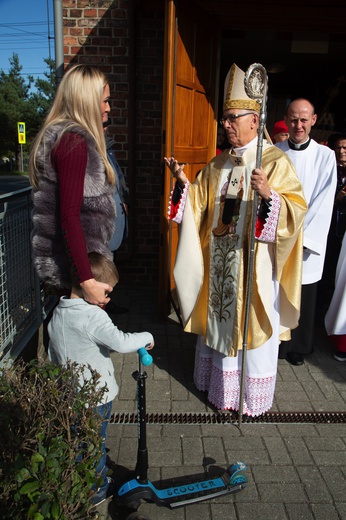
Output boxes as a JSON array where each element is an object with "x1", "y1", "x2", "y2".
[{"x1": 276, "y1": 139, "x2": 337, "y2": 284}]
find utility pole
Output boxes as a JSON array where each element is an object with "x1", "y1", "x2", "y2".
[
  {"x1": 54, "y1": 0, "x2": 64, "y2": 86},
  {"x1": 46, "y1": 0, "x2": 52, "y2": 61}
]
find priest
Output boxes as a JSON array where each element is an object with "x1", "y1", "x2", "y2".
[{"x1": 276, "y1": 98, "x2": 337, "y2": 366}]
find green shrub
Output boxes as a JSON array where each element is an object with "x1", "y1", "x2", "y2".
[{"x1": 0, "y1": 359, "x2": 107, "y2": 519}]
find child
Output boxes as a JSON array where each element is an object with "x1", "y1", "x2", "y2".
[{"x1": 48, "y1": 252, "x2": 154, "y2": 505}]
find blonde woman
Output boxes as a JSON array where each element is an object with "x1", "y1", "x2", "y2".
[{"x1": 29, "y1": 64, "x2": 116, "y2": 306}]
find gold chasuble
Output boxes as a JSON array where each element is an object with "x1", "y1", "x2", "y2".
[{"x1": 173, "y1": 143, "x2": 307, "y2": 357}]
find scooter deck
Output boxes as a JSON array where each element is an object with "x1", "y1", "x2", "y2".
[{"x1": 117, "y1": 462, "x2": 247, "y2": 508}]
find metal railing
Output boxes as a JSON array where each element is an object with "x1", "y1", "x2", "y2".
[{"x1": 0, "y1": 187, "x2": 56, "y2": 366}]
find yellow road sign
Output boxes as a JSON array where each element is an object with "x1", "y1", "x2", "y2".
[{"x1": 18, "y1": 122, "x2": 26, "y2": 144}]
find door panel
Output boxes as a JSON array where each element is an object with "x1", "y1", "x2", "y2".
[{"x1": 159, "y1": 0, "x2": 220, "y2": 316}]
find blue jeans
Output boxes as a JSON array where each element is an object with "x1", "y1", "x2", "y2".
[{"x1": 92, "y1": 401, "x2": 113, "y2": 501}]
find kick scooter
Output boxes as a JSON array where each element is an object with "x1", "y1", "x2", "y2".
[{"x1": 115, "y1": 348, "x2": 247, "y2": 509}]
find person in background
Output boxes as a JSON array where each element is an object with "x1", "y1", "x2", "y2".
[
  {"x1": 48, "y1": 252, "x2": 154, "y2": 505},
  {"x1": 216, "y1": 125, "x2": 227, "y2": 155},
  {"x1": 276, "y1": 98, "x2": 337, "y2": 366},
  {"x1": 327, "y1": 131, "x2": 346, "y2": 255},
  {"x1": 29, "y1": 64, "x2": 116, "y2": 307},
  {"x1": 271, "y1": 120, "x2": 289, "y2": 143},
  {"x1": 104, "y1": 123, "x2": 130, "y2": 314},
  {"x1": 325, "y1": 231, "x2": 346, "y2": 361},
  {"x1": 164, "y1": 63, "x2": 307, "y2": 417},
  {"x1": 318, "y1": 131, "x2": 346, "y2": 313},
  {"x1": 105, "y1": 125, "x2": 130, "y2": 257}
]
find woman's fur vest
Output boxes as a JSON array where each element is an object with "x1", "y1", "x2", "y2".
[{"x1": 31, "y1": 123, "x2": 116, "y2": 289}]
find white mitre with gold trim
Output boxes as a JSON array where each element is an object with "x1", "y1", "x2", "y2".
[{"x1": 223, "y1": 63, "x2": 261, "y2": 113}]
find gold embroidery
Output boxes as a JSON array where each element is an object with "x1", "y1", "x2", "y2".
[
  {"x1": 223, "y1": 99, "x2": 260, "y2": 111},
  {"x1": 210, "y1": 235, "x2": 239, "y2": 322}
]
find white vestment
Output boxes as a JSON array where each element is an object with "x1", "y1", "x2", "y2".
[
  {"x1": 325, "y1": 232, "x2": 346, "y2": 336},
  {"x1": 276, "y1": 139, "x2": 337, "y2": 284}
]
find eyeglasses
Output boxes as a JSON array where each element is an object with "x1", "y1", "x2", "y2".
[{"x1": 220, "y1": 113, "x2": 254, "y2": 125}]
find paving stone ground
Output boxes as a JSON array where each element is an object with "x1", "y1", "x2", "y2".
[{"x1": 95, "y1": 285, "x2": 346, "y2": 520}]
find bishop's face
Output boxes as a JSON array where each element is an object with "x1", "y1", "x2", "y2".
[{"x1": 221, "y1": 109, "x2": 259, "y2": 148}]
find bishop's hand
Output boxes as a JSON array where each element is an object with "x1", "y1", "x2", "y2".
[
  {"x1": 164, "y1": 156, "x2": 188, "y2": 187},
  {"x1": 251, "y1": 167, "x2": 271, "y2": 202}
]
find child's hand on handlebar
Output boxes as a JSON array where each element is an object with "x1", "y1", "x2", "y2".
[{"x1": 145, "y1": 342, "x2": 154, "y2": 351}]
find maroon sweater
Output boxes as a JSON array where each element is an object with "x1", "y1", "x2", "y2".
[{"x1": 52, "y1": 133, "x2": 93, "y2": 283}]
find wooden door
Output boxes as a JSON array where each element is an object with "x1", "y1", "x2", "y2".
[{"x1": 159, "y1": 0, "x2": 220, "y2": 317}]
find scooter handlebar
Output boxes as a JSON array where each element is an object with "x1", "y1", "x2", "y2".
[{"x1": 137, "y1": 347, "x2": 153, "y2": 366}]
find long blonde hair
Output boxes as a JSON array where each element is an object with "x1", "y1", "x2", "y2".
[{"x1": 29, "y1": 64, "x2": 115, "y2": 188}]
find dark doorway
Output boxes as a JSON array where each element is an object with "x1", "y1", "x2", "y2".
[{"x1": 218, "y1": 30, "x2": 346, "y2": 135}]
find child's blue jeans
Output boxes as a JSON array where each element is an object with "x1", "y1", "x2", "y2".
[{"x1": 91, "y1": 401, "x2": 113, "y2": 502}]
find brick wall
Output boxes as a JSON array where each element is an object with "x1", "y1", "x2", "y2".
[{"x1": 63, "y1": 0, "x2": 165, "y2": 286}]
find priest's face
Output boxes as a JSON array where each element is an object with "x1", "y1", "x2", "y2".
[
  {"x1": 285, "y1": 99, "x2": 317, "y2": 145},
  {"x1": 221, "y1": 109, "x2": 259, "y2": 148}
]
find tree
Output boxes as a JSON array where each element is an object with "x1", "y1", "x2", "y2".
[
  {"x1": 0, "y1": 53, "x2": 32, "y2": 159},
  {"x1": 29, "y1": 58, "x2": 56, "y2": 132},
  {"x1": 0, "y1": 54, "x2": 56, "y2": 165}
]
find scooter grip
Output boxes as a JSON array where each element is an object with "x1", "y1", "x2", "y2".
[{"x1": 137, "y1": 347, "x2": 153, "y2": 366}]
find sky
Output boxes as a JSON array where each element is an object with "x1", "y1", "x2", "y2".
[{"x1": 0, "y1": 0, "x2": 55, "y2": 82}]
